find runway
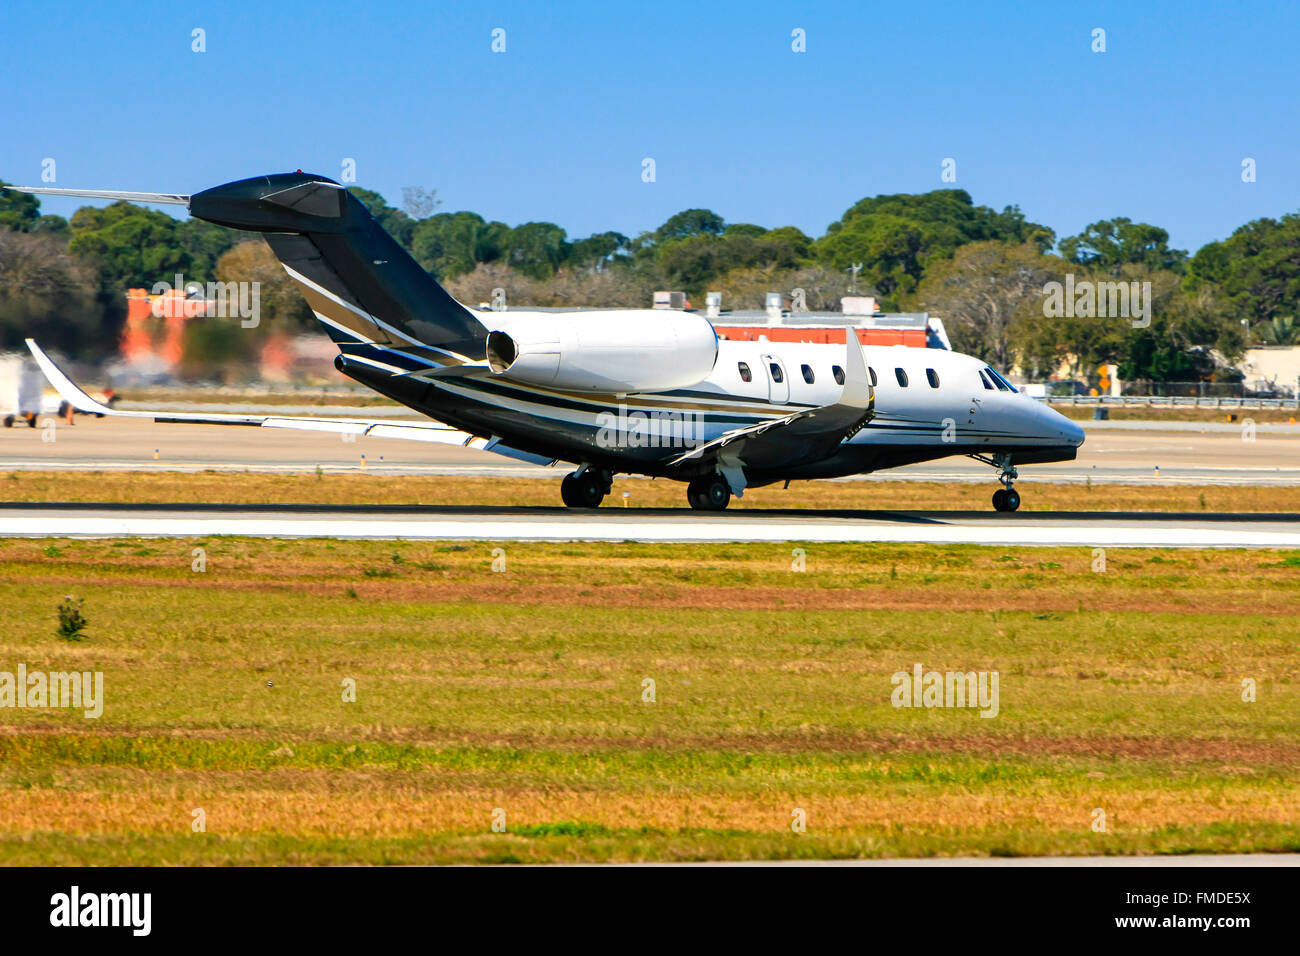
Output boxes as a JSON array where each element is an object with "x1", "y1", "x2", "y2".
[
  {"x1": 2, "y1": 502, "x2": 1297, "y2": 547},
  {"x1": 4, "y1": 416, "x2": 1300, "y2": 484}
]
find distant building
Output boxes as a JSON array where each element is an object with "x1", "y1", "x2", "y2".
[
  {"x1": 121, "y1": 288, "x2": 215, "y2": 376},
  {"x1": 710, "y1": 294, "x2": 950, "y2": 350},
  {"x1": 118, "y1": 288, "x2": 335, "y2": 383},
  {"x1": 1240, "y1": 346, "x2": 1300, "y2": 397},
  {"x1": 522, "y1": 292, "x2": 950, "y2": 349}
]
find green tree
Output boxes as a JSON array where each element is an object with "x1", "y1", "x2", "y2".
[
  {"x1": 656, "y1": 234, "x2": 725, "y2": 288},
  {"x1": 763, "y1": 226, "x2": 813, "y2": 260},
  {"x1": 1259, "y1": 315, "x2": 1299, "y2": 346},
  {"x1": 817, "y1": 190, "x2": 1055, "y2": 306},
  {"x1": 913, "y1": 240, "x2": 1064, "y2": 371},
  {"x1": 503, "y1": 222, "x2": 569, "y2": 279},
  {"x1": 1184, "y1": 213, "x2": 1300, "y2": 324},
  {"x1": 411, "y1": 212, "x2": 510, "y2": 279},
  {"x1": 32, "y1": 215, "x2": 70, "y2": 240},
  {"x1": 68, "y1": 202, "x2": 196, "y2": 289},
  {"x1": 0, "y1": 182, "x2": 41, "y2": 232},
  {"x1": 815, "y1": 213, "x2": 928, "y2": 302},
  {"x1": 0, "y1": 230, "x2": 104, "y2": 356},
  {"x1": 1059, "y1": 218, "x2": 1187, "y2": 273},
  {"x1": 829, "y1": 190, "x2": 1054, "y2": 250},
  {"x1": 656, "y1": 209, "x2": 725, "y2": 242},
  {"x1": 1012, "y1": 269, "x2": 1241, "y2": 383},
  {"x1": 570, "y1": 231, "x2": 629, "y2": 271}
]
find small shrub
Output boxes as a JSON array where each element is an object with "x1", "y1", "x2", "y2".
[{"x1": 56, "y1": 596, "x2": 87, "y2": 642}]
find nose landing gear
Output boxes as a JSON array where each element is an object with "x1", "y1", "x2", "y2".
[
  {"x1": 973, "y1": 451, "x2": 1021, "y2": 512},
  {"x1": 992, "y1": 485, "x2": 1021, "y2": 512}
]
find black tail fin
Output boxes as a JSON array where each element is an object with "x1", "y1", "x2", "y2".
[{"x1": 189, "y1": 172, "x2": 486, "y2": 360}]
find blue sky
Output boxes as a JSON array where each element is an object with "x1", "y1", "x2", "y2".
[{"x1": 3, "y1": 0, "x2": 1297, "y2": 252}]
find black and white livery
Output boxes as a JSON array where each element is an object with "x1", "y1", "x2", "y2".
[{"x1": 8, "y1": 173, "x2": 1084, "y2": 512}]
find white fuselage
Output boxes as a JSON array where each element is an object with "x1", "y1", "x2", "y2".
[{"x1": 695, "y1": 339, "x2": 1085, "y2": 451}]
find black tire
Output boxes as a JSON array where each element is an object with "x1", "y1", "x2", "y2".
[
  {"x1": 687, "y1": 476, "x2": 731, "y2": 511},
  {"x1": 1004, "y1": 488, "x2": 1021, "y2": 512},
  {"x1": 562, "y1": 472, "x2": 607, "y2": 508},
  {"x1": 992, "y1": 488, "x2": 1008, "y2": 512},
  {"x1": 560, "y1": 473, "x2": 580, "y2": 508},
  {"x1": 2, "y1": 415, "x2": 12, "y2": 428}
]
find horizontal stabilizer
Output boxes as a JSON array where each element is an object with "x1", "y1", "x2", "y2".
[{"x1": 2, "y1": 185, "x2": 190, "y2": 205}]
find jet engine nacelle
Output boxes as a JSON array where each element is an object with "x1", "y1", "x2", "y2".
[{"x1": 485, "y1": 310, "x2": 719, "y2": 393}]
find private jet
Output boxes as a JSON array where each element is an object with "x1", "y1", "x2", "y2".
[{"x1": 8, "y1": 173, "x2": 1084, "y2": 512}]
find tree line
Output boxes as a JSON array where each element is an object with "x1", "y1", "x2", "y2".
[{"x1": 0, "y1": 180, "x2": 1296, "y2": 384}]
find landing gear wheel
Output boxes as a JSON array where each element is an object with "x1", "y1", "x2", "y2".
[
  {"x1": 561, "y1": 471, "x2": 607, "y2": 509},
  {"x1": 993, "y1": 487, "x2": 1021, "y2": 512},
  {"x1": 687, "y1": 475, "x2": 732, "y2": 511},
  {"x1": 560, "y1": 474, "x2": 579, "y2": 508}
]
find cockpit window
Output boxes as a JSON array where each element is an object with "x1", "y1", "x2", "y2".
[
  {"x1": 978, "y1": 370, "x2": 995, "y2": 390},
  {"x1": 984, "y1": 367, "x2": 1017, "y2": 392}
]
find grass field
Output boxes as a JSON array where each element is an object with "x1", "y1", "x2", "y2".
[
  {"x1": 3, "y1": 469, "x2": 1299, "y2": 512},
  {"x1": 0, "y1": 536, "x2": 1297, "y2": 864}
]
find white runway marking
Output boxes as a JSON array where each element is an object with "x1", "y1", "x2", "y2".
[{"x1": 1, "y1": 507, "x2": 1297, "y2": 548}]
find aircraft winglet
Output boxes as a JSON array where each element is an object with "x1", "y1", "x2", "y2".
[{"x1": 26, "y1": 339, "x2": 116, "y2": 415}]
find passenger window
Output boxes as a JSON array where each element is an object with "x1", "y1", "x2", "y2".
[
  {"x1": 926, "y1": 368, "x2": 940, "y2": 388},
  {"x1": 868, "y1": 367, "x2": 877, "y2": 387},
  {"x1": 801, "y1": 364, "x2": 815, "y2": 384},
  {"x1": 895, "y1": 368, "x2": 908, "y2": 387},
  {"x1": 832, "y1": 365, "x2": 845, "y2": 385},
  {"x1": 769, "y1": 363, "x2": 784, "y2": 383},
  {"x1": 738, "y1": 362, "x2": 752, "y2": 383},
  {"x1": 979, "y1": 370, "x2": 994, "y2": 390}
]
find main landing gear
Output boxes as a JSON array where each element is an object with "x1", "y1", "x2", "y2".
[
  {"x1": 988, "y1": 451, "x2": 1021, "y2": 513},
  {"x1": 686, "y1": 474, "x2": 731, "y2": 511},
  {"x1": 560, "y1": 468, "x2": 612, "y2": 508}
]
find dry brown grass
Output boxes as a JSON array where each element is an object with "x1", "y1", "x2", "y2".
[{"x1": 2, "y1": 470, "x2": 1297, "y2": 512}]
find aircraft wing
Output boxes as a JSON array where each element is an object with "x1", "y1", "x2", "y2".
[
  {"x1": 667, "y1": 329, "x2": 873, "y2": 492},
  {"x1": 24, "y1": 339, "x2": 556, "y2": 462}
]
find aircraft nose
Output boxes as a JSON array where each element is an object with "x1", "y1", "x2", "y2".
[
  {"x1": 1034, "y1": 401, "x2": 1085, "y2": 446},
  {"x1": 1049, "y1": 406, "x2": 1085, "y2": 446}
]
